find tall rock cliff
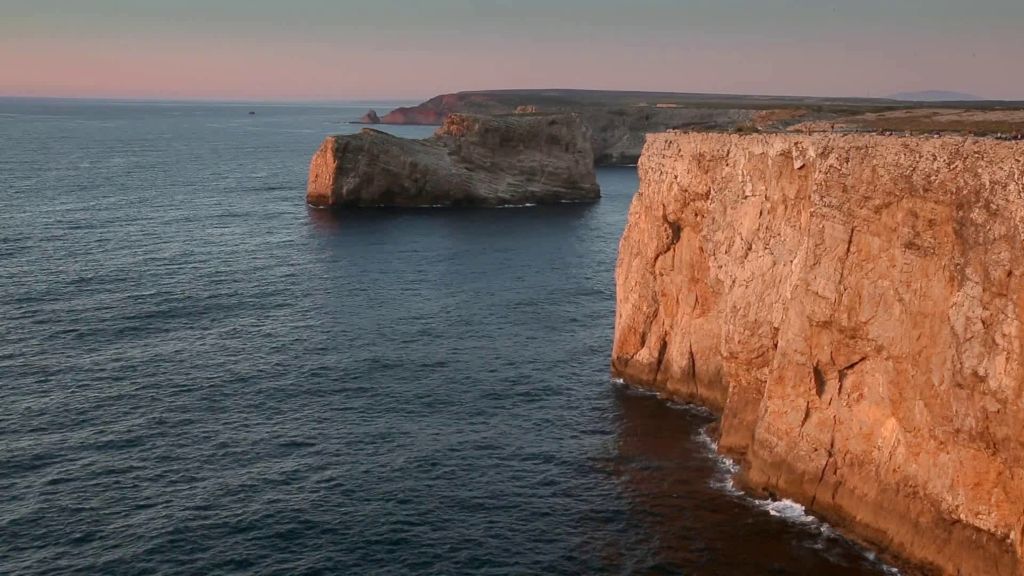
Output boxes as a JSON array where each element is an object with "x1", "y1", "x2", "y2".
[
  {"x1": 307, "y1": 113, "x2": 600, "y2": 208},
  {"x1": 612, "y1": 133, "x2": 1024, "y2": 576}
]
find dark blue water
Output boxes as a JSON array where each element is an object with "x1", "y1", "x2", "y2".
[{"x1": 1, "y1": 99, "x2": 894, "y2": 575}]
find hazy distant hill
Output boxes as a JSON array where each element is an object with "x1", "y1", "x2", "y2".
[{"x1": 889, "y1": 90, "x2": 984, "y2": 102}]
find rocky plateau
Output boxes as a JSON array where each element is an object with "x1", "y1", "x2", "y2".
[{"x1": 306, "y1": 113, "x2": 600, "y2": 208}]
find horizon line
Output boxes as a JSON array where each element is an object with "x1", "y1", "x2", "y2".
[
  {"x1": 2, "y1": 88, "x2": 1020, "y2": 105},
  {"x1": 0, "y1": 94, "x2": 427, "y2": 105}
]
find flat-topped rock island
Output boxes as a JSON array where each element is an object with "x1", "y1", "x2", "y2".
[{"x1": 306, "y1": 113, "x2": 600, "y2": 208}]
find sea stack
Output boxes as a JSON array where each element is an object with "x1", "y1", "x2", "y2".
[
  {"x1": 306, "y1": 113, "x2": 601, "y2": 208},
  {"x1": 355, "y1": 109, "x2": 380, "y2": 124},
  {"x1": 612, "y1": 132, "x2": 1024, "y2": 576}
]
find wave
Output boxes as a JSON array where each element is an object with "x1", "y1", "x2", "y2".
[
  {"x1": 612, "y1": 377, "x2": 901, "y2": 575},
  {"x1": 693, "y1": 421, "x2": 901, "y2": 575},
  {"x1": 694, "y1": 425, "x2": 744, "y2": 496}
]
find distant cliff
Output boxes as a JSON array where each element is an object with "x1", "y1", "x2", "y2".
[
  {"x1": 613, "y1": 133, "x2": 1024, "y2": 576},
  {"x1": 379, "y1": 91, "x2": 789, "y2": 164},
  {"x1": 307, "y1": 113, "x2": 600, "y2": 208},
  {"x1": 381, "y1": 90, "x2": 1024, "y2": 165}
]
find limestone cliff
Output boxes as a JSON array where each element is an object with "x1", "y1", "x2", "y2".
[
  {"x1": 306, "y1": 114, "x2": 600, "y2": 208},
  {"x1": 612, "y1": 132, "x2": 1024, "y2": 576}
]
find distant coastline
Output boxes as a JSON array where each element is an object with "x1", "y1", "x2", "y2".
[{"x1": 364, "y1": 89, "x2": 1024, "y2": 165}]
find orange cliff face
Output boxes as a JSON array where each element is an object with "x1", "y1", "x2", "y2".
[{"x1": 612, "y1": 132, "x2": 1024, "y2": 576}]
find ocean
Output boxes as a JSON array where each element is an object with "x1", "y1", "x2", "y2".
[{"x1": 1, "y1": 99, "x2": 894, "y2": 575}]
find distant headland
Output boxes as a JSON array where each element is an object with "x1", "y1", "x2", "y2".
[{"x1": 371, "y1": 89, "x2": 1024, "y2": 165}]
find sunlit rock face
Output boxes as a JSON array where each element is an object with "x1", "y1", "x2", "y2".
[
  {"x1": 306, "y1": 113, "x2": 600, "y2": 208},
  {"x1": 613, "y1": 132, "x2": 1024, "y2": 576}
]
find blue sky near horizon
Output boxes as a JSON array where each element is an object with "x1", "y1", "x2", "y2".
[{"x1": 2, "y1": 0, "x2": 1022, "y2": 100}]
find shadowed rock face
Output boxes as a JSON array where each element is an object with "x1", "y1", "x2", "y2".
[
  {"x1": 613, "y1": 132, "x2": 1024, "y2": 576},
  {"x1": 306, "y1": 114, "x2": 600, "y2": 208}
]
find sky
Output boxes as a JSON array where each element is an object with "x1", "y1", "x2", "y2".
[{"x1": 1, "y1": 0, "x2": 1022, "y2": 101}]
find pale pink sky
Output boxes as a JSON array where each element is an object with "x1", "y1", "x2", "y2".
[{"x1": 2, "y1": 1, "x2": 1022, "y2": 101}]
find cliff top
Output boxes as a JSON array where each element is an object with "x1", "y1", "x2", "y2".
[
  {"x1": 383, "y1": 89, "x2": 1024, "y2": 136},
  {"x1": 646, "y1": 130, "x2": 1024, "y2": 145},
  {"x1": 413, "y1": 88, "x2": 1024, "y2": 111}
]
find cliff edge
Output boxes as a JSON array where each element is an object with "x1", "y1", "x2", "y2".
[
  {"x1": 307, "y1": 113, "x2": 600, "y2": 208},
  {"x1": 612, "y1": 132, "x2": 1024, "y2": 575}
]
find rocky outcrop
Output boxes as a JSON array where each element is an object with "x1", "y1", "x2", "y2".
[
  {"x1": 379, "y1": 94, "x2": 478, "y2": 125},
  {"x1": 353, "y1": 109, "x2": 380, "y2": 124},
  {"x1": 612, "y1": 132, "x2": 1024, "y2": 576},
  {"x1": 306, "y1": 113, "x2": 600, "y2": 208},
  {"x1": 379, "y1": 106, "x2": 444, "y2": 125}
]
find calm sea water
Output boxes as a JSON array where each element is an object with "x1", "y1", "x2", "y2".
[{"x1": 1, "y1": 99, "x2": 894, "y2": 575}]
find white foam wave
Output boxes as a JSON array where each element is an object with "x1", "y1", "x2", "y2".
[
  {"x1": 760, "y1": 499, "x2": 817, "y2": 523},
  {"x1": 693, "y1": 423, "x2": 900, "y2": 574},
  {"x1": 612, "y1": 379, "x2": 900, "y2": 573},
  {"x1": 695, "y1": 425, "x2": 743, "y2": 496}
]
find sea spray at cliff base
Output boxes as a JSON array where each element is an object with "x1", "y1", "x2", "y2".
[{"x1": 617, "y1": 380, "x2": 900, "y2": 574}]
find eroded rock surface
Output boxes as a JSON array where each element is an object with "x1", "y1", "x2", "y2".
[
  {"x1": 307, "y1": 113, "x2": 600, "y2": 208},
  {"x1": 612, "y1": 132, "x2": 1024, "y2": 576}
]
